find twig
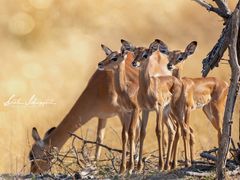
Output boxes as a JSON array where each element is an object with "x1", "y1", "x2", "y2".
[
  {"x1": 213, "y1": 0, "x2": 231, "y2": 16},
  {"x1": 185, "y1": 171, "x2": 213, "y2": 177},
  {"x1": 72, "y1": 136, "x2": 84, "y2": 169},
  {"x1": 69, "y1": 132, "x2": 124, "y2": 154}
]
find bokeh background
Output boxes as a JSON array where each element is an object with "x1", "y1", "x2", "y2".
[{"x1": 0, "y1": 0, "x2": 239, "y2": 173}]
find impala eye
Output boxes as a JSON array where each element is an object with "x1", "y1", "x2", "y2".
[
  {"x1": 142, "y1": 52, "x2": 148, "y2": 58},
  {"x1": 159, "y1": 48, "x2": 168, "y2": 54},
  {"x1": 177, "y1": 56, "x2": 184, "y2": 61},
  {"x1": 111, "y1": 57, "x2": 118, "y2": 61}
]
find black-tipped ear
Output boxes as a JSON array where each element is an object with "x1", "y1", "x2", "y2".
[
  {"x1": 32, "y1": 127, "x2": 41, "y2": 142},
  {"x1": 149, "y1": 39, "x2": 169, "y2": 55},
  {"x1": 43, "y1": 127, "x2": 56, "y2": 139},
  {"x1": 155, "y1": 39, "x2": 169, "y2": 54},
  {"x1": 184, "y1": 41, "x2": 197, "y2": 56},
  {"x1": 120, "y1": 39, "x2": 135, "y2": 52},
  {"x1": 149, "y1": 39, "x2": 159, "y2": 53},
  {"x1": 101, "y1": 44, "x2": 112, "y2": 56}
]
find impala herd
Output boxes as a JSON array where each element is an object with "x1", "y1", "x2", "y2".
[{"x1": 29, "y1": 39, "x2": 228, "y2": 174}]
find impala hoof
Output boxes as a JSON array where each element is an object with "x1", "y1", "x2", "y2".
[
  {"x1": 158, "y1": 164, "x2": 163, "y2": 171},
  {"x1": 164, "y1": 163, "x2": 170, "y2": 171},
  {"x1": 119, "y1": 165, "x2": 126, "y2": 174},
  {"x1": 137, "y1": 163, "x2": 143, "y2": 172},
  {"x1": 185, "y1": 161, "x2": 191, "y2": 168}
]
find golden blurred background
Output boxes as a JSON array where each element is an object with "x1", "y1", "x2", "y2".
[{"x1": 0, "y1": 0, "x2": 239, "y2": 173}]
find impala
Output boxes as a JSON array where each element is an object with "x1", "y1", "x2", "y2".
[
  {"x1": 130, "y1": 40, "x2": 186, "y2": 171},
  {"x1": 98, "y1": 43, "x2": 141, "y2": 174},
  {"x1": 155, "y1": 39, "x2": 228, "y2": 169}
]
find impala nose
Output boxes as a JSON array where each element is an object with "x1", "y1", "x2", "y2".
[
  {"x1": 98, "y1": 62, "x2": 104, "y2": 70},
  {"x1": 132, "y1": 61, "x2": 137, "y2": 67},
  {"x1": 167, "y1": 63, "x2": 173, "y2": 70}
]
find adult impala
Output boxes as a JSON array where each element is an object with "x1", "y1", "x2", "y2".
[{"x1": 155, "y1": 39, "x2": 228, "y2": 169}]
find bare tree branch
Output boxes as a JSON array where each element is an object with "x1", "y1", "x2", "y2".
[
  {"x1": 201, "y1": 20, "x2": 231, "y2": 77},
  {"x1": 193, "y1": 0, "x2": 230, "y2": 18},
  {"x1": 69, "y1": 132, "x2": 124, "y2": 154},
  {"x1": 213, "y1": 0, "x2": 231, "y2": 16}
]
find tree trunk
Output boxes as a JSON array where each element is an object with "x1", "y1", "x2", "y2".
[{"x1": 216, "y1": 6, "x2": 240, "y2": 180}]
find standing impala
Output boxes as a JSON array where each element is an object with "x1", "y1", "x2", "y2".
[
  {"x1": 130, "y1": 40, "x2": 186, "y2": 172},
  {"x1": 154, "y1": 39, "x2": 228, "y2": 169}
]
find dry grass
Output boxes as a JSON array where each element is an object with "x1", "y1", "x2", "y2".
[{"x1": 0, "y1": 0, "x2": 239, "y2": 174}]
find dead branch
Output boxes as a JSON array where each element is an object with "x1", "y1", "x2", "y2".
[
  {"x1": 69, "y1": 132, "x2": 124, "y2": 154},
  {"x1": 202, "y1": 20, "x2": 231, "y2": 77},
  {"x1": 213, "y1": 0, "x2": 231, "y2": 16},
  {"x1": 193, "y1": 0, "x2": 233, "y2": 77},
  {"x1": 193, "y1": 0, "x2": 230, "y2": 18},
  {"x1": 185, "y1": 171, "x2": 213, "y2": 177}
]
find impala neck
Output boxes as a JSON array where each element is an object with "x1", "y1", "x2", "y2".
[
  {"x1": 113, "y1": 60, "x2": 127, "y2": 94},
  {"x1": 172, "y1": 68, "x2": 180, "y2": 78},
  {"x1": 44, "y1": 91, "x2": 95, "y2": 149},
  {"x1": 172, "y1": 63, "x2": 184, "y2": 79},
  {"x1": 139, "y1": 60, "x2": 151, "y2": 92}
]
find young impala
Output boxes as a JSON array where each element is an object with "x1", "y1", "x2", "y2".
[
  {"x1": 130, "y1": 40, "x2": 186, "y2": 171},
  {"x1": 154, "y1": 39, "x2": 228, "y2": 169},
  {"x1": 98, "y1": 43, "x2": 142, "y2": 174}
]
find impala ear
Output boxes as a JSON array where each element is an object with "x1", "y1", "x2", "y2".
[
  {"x1": 32, "y1": 127, "x2": 41, "y2": 142},
  {"x1": 184, "y1": 41, "x2": 197, "y2": 56},
  {"x1": 150, "y1": 39, "x2": 169, "y2": 55},
  {"x1": 120, "y1": 39, "x2": 135, "y2": 53},
  {"x1": 101, "y1": 44, "x2": 112, "y2": 56},
  {"x1": 43, "y1": 127, "x2": 56, "y2": 140}
]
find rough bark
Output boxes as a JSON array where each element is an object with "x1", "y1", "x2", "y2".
[{"x1": 216, "y1": 5, "x2": 240, "y2": 179}]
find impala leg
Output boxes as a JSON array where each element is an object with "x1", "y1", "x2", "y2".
[
  {"x1": 179, "y1": 119, "x2": 190, "y2": 167},
  {"x1": 164, "y1": 113, "x2": 176, "y2": 170},
  {"x1": 171, "y1": 121, "x2": 180, "y2": 169},
  {"x1": 211, "y1": 103, "x2": 223, "y2": 146},
  {"x1": 129, "y1": 108, "x2": 140, "y2": 174},
  {"x1": 95, "y1": 118, "x2": 107, "y2": 161},
  {"x1": 203, "y1": 104, "x2": 222, "y2": 146},
  {"x1": 137, "y1": 110, "x2": 149, "y2": 172},
  {"x1": 119, "y1": 113, "x2": 131, "y2": 174},
  {"x1": 134, "y1": 113, "x2": 142, "y2": 163},
  {"x1": 185, "y1": 108, "x2": 194, "y2": 166},
  {"x1": 189, "y1": 127, "x2": 195, "y2": 164},
  {"x1": 162, "y1": 117, "x2": 168, "y2": 158},
  {"x1": 156, "y1": 107, "x2": 164, "y2": 171}
]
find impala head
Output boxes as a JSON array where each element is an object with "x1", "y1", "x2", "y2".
[
  {"x1": 98, "y1": 44, "x2": 124, "y2": 71},
  {"x1": 154, "y1": 40, "x2": 197, "y2": 70},
  {"x1": 98, "y1": 40, "x2": 136, "y2": 71},
  {"x1": 132, "y1": 39, "x2": 167, "y2": 68},
  {"x1": 131, "y1": 47, "x2": 149, "y2": 68},
  {"x1": 29, "y1": 127, "x2": 56, "y2": 173}
]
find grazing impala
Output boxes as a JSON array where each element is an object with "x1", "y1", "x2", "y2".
[
  {"x1": 154, "y1": 39, "x2": 229, "y2": 169},
  {"x1": 130, "y1": 40, "x2": 186, "y2": 172}
]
